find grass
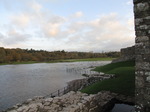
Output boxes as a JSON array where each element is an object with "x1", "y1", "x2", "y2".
[
  {"x1": 0, "y1": 57, "x2": 115, "y2": 65},
  {"x1": 59, "y1": 57, "x2": 115, "y2": 62},
  {"x1": 81, "y1": 61, "x2": 135, "y2": 96},
  {"x1": 0, "y1": 61, "x2": 39, "y2": 65},
  {"x1": 82, "y1": 74, "x2": 89, "y2": 77}
]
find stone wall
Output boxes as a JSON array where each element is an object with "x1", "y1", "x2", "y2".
[
  {"x1": 134, "y1": 0, "x2": 150, "y2": 111},
  {"x1": 67, "y1": 73, "x2": 114, "y2": 91},
  {"x1": 112, "y1": 46, "x2": 135, "y2": 63},
  {"x1": 5, "y1": 91, "x2": 134, "y2": 112}
]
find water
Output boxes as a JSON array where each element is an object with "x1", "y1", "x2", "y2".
[
  {"x1": 0, "y1": 61, "x2": 110, "y2": 111},
  {"x1": 111, "y1": 104, "x2": 135, "y2": 112}
]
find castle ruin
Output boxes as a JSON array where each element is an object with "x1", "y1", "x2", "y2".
[{"x1": 134, "y1": 0, "x2": 150, "y2": 111}]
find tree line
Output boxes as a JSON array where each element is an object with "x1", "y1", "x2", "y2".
[{"x1": 0, "y1": 47, "x2": 120, "y2": 63}]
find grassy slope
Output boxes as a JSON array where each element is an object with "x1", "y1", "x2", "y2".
[
  {"x1": 0, "y1": 58, "x2": 114, "y2": 65},
  {"x1": 81, "y1": 61, "x2": 135, "y2": 96},
  {"x1": 60, "y1": 58, "x2": 115, "y2": 62}
]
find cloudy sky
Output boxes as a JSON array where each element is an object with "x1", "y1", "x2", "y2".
[{"x1": 0, "y1": 0, "x2": 135, "y2": 52}]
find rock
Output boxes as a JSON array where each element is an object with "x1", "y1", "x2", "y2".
[
  {"x1": 137, "y1": 3, "x2": 149, "y2": 12},
  {"x1": 43, "y1": 106, "x2": 51, "y2": 110},
  {"x1": 45, "y1": 98, "x2": 53, "y2": 102},
  {"x1": 4, "y1": 91, "x2": 134, "y2": 112},
  {"x1": 25, "y1": 99, "x2": 33, "y2": 104},
  {"x1": 28, "y1": 108, "x2": 37, "y2": 112},
  {"x1": 7, "y1": 110, "x2": 17, "y2": 112}
]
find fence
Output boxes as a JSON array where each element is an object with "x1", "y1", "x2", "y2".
[
  {"x1": 45, "y1": 78, "x2": 86, "y2": 98},
  {"x1": 44, "y1": 74, "x2": 113, "y2": 98}
]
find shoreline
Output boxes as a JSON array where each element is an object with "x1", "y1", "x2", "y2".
[
  {"x1": 3, "y1": 73, "x2": 135, "y2": 112},
  {"x1": 0, "y1": 58, "x2": 114, "y2": 66},
  {"x1": 0, "y1": 60, "x2": 111, "y2": 111},
  {"x1": 3, "y1": 72, "x2": 135, "y2": 112}
]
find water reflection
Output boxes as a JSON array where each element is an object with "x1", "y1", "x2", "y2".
[
  {"x1": 111, "y1": 104, "x2": 135, "y2": 112},
  {"x1": 0, "y1": 61, "x2": 110, "y2": 111}
]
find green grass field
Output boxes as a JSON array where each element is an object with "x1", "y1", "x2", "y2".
[
  {"x1": 58, "y1": 57, "x2": 115, "y2": 62},
  {"x1": 0, "y1": 58, "x2": 114, "y2": 65},
  {"x1": 81, "y1": 61, "x2": 135, "y2": 96}
]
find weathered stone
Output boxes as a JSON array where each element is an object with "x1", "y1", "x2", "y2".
[
  {"x1": 4, "y1": 91, "x2": 134, "y2": 112},
  {"x1": 44, "y1": 105, "x2": 51, "y2": 110},
  {"x1": 135, "y1": 18, "x2": 143, "y2": 25},
  {"x1": 146, "y1": 76, "x2": 150, "y2": 82},
  {"x1": 134, "y1": 0, "x2": 150, "y2": 111},
  {"x1": 45, "y1": 98, "x2": 53, "y2": 102},
  {"x1": 145, "y1": 72, "x2": 150, "y2": 76},
  {"x1": 139, "y1": 25, "x2": 149, "y2": 30},
  {"x1": 44, "y1": 101, "x2": 51, "y2": 106},
  {"x1": 112, "y1": 46, "x2": 135, "y2": 63},
  {"x1": 133, "y1": 0, "x2": 143, "y2": 4},
  {"x1": 136, "y1": 3, "x2": 149, "y2": 12},
  {"x1": 7, "y1": 110, "x2": 17, "y2": 112},
  {"x1": 144, "y1": 16, "x2": 150, "y2": 20},
  {"x1": 136, "y1": 76, "x2": 145, "y2": 87},
  {"x1": 25, "y1": 99, "x2": 33, "y2": 104},
  {"x1": 136, "y1": 36, "x2": 149, "y2": 43},
  {"x1": 28, "y1": 108, "x2": 37, "y2": 112},
  {"x1": 136, "y1": 62, "x2": 150, "y2": 70},
  {"x1": 148, "y1": 30, "x2": 150, "y2": 34},
  {"x1": 136, "y1": 30, "x2": 147, "y2": 36}
]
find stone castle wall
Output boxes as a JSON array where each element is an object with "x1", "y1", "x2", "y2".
[
  {"x1": 134, "y1": 0, "x2": 150, "y2": 111},
  {"x1": 112, "y1": 46, "x2": 135, "y2": 63}
]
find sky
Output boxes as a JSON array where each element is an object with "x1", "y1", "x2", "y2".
[{"x1": 0, "y1": 0, "x2": 135, "y2": 52}]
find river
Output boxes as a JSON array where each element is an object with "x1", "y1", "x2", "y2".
[{"x1": 0, "y1": 61, "x2": 110, "y2": 111}]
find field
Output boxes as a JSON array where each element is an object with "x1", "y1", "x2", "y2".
[
  {"x1": 0, "y1": 58, "x2": 114, "y2": 65},
  {"x1": 81, "y1": 61, "x2": 135, "y2": 96}
]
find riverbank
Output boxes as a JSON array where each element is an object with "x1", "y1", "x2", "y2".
[
  {"x1": 0, "y1": 58, "x2": 114, "y2": 66},
  {"x1": 0, "y1": 61, "x2": 111, "y2": 111},
  {"x1": 81, "y1": 60, "x2": 135, "y2": 96},
  {"x1": 2, "y1": 61, "x2": 135, "y2": 111}
]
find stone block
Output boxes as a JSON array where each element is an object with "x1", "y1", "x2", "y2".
[
  {"x1": 136, "y1": 36, "x2": 149, "y2": 43},
  {"x1": 136, "y1": 76, "x2": 145, "y2": 88},
  {"x1": 137, "y1": 2, "x2": 149, "y2": 12},
  {"x1": 144, "y1": 16, "x2": 150, "y2": 20},
  {"x1": 146, "y1": 76, "x2": 150, "y2": 82},
  {"x1": 134, "y1": 0, "x2": 144, "y2": 4},
  {"x1": 136, "y1": 62, "x2": 150, "y2": 70},
  {"x1": 135, "y1": 18, "x2": 143, "y2": 25},
  {"x1": 140, "y1": 25, "x2": 149, "y2": 30},
  {"x1": 135, "y1": 30, "x2": 147, "y2": 36},
  {"x1": 145, "y1": 72, "x2": 150, "y2": 76}
]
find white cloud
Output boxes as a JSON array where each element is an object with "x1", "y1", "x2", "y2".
[
  {"x1": 43, "y1": 26, "x2": 60, "y2": 37},
  {"x1": 11, "y1": 13, "x2": 30, "y2": 28},
  {"x1": 0, "y1": 33, "x2": 4, "y2": 39},
  {"x1": 30, "y1": 1, "x2": 42, "y2": 12},
  {"x1": 126, "y1": 0, "x2": 133, "y2": 5},
  {"x1": 0, "y1": 0, "x2": 135, "y2": 52},
  {"x1": 74, "y1": 11, "x2": 83, "y2": 18},
  {"x1": 61, "y1": 13, "x2": 135, "y2": 51},
  {"x1": 0, "y1": 29, "x2": 30, "y2": 46},
  {"x1": 69, "y1": 11, "x2": 84, "y2": 19},
  {"x1": 41, "y1": 15, "x2": 67, "y2": 38}
]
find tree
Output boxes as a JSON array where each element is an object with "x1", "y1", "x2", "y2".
[{"x1": 0, "y1": 47, "x2": 6, "y2": 63}]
